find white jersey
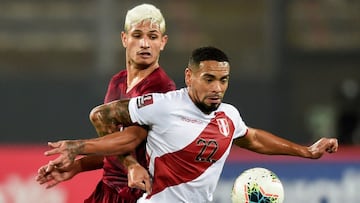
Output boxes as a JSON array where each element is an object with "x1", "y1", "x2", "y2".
[{"x1": 128, "y1": 88, "x2": 248, "y2": 203}]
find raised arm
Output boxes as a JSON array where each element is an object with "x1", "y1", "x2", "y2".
[{"x1": 233, "y1": 127, "x2": 338, "y2": 159}]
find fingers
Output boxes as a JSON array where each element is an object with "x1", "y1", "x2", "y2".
[
  {"x1": 48, "y1": 141, "x2": 60, "y2": 149},
  {"x1": 129, "y1": 180, "x2": 151, "y2": 194},
  {"x1": 37, "y1": 165, "x2": 48, "y2": 175},
  {"x1": 143, "y1": 175, "x2": 152, "y2": 194},
  {"x1": 45, "y1": 155, "x2": 71, "y2": 172},
  {"x1": 35, "y1": 168, "x2": 59, "y2": 188},
  {"x1": 45, "y1": 179, "x2": 60, "y2": 189},
  {"x1": 131, "y1": 181, "x2": 146, "y2": 191},
  {"x1": 38, "y1": 175, "x2": 60, "y2": 189},
  {"x1": 37, "y1": 141, "x2": 73, "y2": 189},
  {"x1": 46, "y1": 158, "x2": 67, "y2": 172},
  {"x1": 45, "y1": 141, "x2": 65, "y2": 156},
  {"x1": 308, "y1": 137, "x2": 339, "y2": 159},
  {"x1": 129, "y1": 176, "x2": 151, "y2": 193},
  {"x1": 44, "y1": 148, "x2": 61, "y2": 156},
  {"x1": 35, "y1": 174, "x2": 47, "y2": 184},
  {"x1": 326, "y1": 138, "x2": 338, "y2": 153},
  {"x1": 127, "y1": 164, "x2": 152, "y2": 193},
  {"x1": 45, "y1": 162, "x2": 56, "y2": 173},
  {"x1": 36, "y1": 165, "x2": 51, "y2": 182},
  {"x1": 36, "y1": 163, "x2": 66, "y2": 189}
]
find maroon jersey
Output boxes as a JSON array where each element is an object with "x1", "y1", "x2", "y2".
[{"x1": 102, "y1": 67, "x2": 176, "y2": 199}]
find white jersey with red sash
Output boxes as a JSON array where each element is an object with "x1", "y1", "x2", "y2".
[{"x1": 128, "y1": 88, "x2": 248, "y2": 203}]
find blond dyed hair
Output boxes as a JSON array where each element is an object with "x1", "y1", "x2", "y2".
[{"x1": 124, "y1": 4, "x2": 166, "y2": 34}]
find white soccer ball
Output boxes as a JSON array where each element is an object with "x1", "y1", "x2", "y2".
[{"x1": 231, "y1": 167, "x2": 284, "y2": 203}]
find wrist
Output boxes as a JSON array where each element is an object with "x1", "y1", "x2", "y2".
[
  {"x1": 73, "y1": 158, "x2": 84, "y2": 174},
  {"x1": 127, "y1": 162, "x2": 141, "y2": 170},
  {"x1": 121, "y1": 154, "x2": 139, "y2": 169}
]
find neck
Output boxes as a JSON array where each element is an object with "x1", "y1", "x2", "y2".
[{"x1": 126, "y1": 63, "x2": 159, "y2": 92}]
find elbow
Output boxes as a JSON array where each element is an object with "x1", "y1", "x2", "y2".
[
  {"x1": 89, "y1": 106, "x2": 104, "y2": 125},
  {"x1": 122, "y1": 142, "x2": 140, "y2": 154}
]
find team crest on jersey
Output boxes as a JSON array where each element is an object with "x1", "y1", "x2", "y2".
[
  {"x1": 216, "y1": 118, "x2": 230, "y2": 136},
  {"x1": 136, "y1": 94, "x2": 154, "y2": 108}
]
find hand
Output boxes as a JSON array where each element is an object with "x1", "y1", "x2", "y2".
[
  {"x1": 44, "y1": 140, "x2": 81, "y2": 171},
  {"x1": 308, "y1": 137, "x2": 338, "y2": 159},
  {"x1": 127, "y1": 163, "x2": 152, "y2": 194},
  {"x1": 35, "y1": 160, "x2": 80, "y2": 189}
]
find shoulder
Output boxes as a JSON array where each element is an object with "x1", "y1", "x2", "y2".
[
  {"x1": 151, "y1": 68, "x2": 175, "y2": 83},
  {"x1": 219, "y1": 103, "x2": 241, "y2": 118},
  {"x1": 134, "y1": 89, "x2": 182, "y2": 107},
  {"x1": 220, "y1": 102, "x2": 238, "y2": 111},
  {"x1": 155, "y1": 67, "x2": 171, "y2": 77},
  {"x1": 142, "y1": 68, "x2": 176, "y2": 93},
  {"x1": 148, "y1": 89, "x2": 183, "y2": 102},
  {"x1": 108, "y1": 70, "x2": 127, "y2": 84}
]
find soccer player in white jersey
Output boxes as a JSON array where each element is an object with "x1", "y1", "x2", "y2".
[{"x1": 43, "y1": 46, "x2": 338, "y2": 203}]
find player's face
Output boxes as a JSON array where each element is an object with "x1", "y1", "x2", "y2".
[
  {"x1": 121, "y1": 20, "x2": 168, "y2": 69},
  {"x1": 185, "y1": 60, "x2": 230, "y2": 114}
]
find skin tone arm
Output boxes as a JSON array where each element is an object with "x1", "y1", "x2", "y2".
[
  {"x1": 234, "y1": 127, "x2": 338, "y2": 158},
  {"x1": 44, "y1": 126, "x2": 146, "y2": 167},
  {"x1": 36, "y1": 126, "x2": 148, "y2": 190},
  {"x1": 42, "y1": 100, "x2": 152, "y2": 192},
  {"x1": 36, "y1": 100, "x2": 130, "y2": 188},
  {"x1": 44, "y1": 99, "x2": 142, "y2": 167}
]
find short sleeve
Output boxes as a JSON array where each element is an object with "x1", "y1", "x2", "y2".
[
  {"x1": 128, "y1": 93, "x2": 166, "y2": 126},
  {"x1": 227, "y1": 105, "x2": 248, "y2": 139}
]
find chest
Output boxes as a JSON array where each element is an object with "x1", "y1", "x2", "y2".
[{"x1": 148, "y1": 110, "x2": 235, "y2": 155}]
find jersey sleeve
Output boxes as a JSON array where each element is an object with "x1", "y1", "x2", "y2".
[
  {"x1": 233, "y1": 116, "x2": 248, "y2": 139},
  {"x1": 230, "y1": 105, "x2": 248, "y2": 139},
  {"x1": 128, "y1": 93, "x2": 165, "y2": 126}
]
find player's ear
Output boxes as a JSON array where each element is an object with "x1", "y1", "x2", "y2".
[
  {"x1": 160, "y1": 35, "x2": 168, "y2": 51},
  {"x1": 121, "y1": 32, "x2": 127, "y2": 48},
  {"x1": 184, "y1": 68, "x2": 192, "y2": 86}
]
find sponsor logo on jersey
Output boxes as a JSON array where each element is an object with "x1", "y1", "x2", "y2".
[
  {"x1": 216, "y1": 118, "x2": 229, "y2": 136},
  {"x1": 136, "y1": 94, "x2": 154, "y2": 108},
  {"x1": 180, "y1": 116, "x2": 204, "y2": 124}
]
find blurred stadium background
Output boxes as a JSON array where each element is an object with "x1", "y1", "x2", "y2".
[{"x1": 0, "y1": 0, "x2": 359, "y2": 202}]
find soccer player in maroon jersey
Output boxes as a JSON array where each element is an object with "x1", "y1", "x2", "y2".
[{"x1": 36, "y1": 4, "x2": 175, "y2": 203}]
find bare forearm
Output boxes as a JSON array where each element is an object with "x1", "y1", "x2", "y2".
[
  {"x1": 44, "y1": 124, "x2": 147, "y2": 171},
  {"x1": 83, "y1": 130, "x2": 141, "y2": 155},
  {"x1": 77, "y1": 155, "x2": 104, "y2": 172},
  {"x1": 59, "y1": 126, "x2": 147, "y2": 158},
  {"x1": 65, "y1": 100, "x2": 145, "y2": 168},
  {"x1": 234, "y1": 128, "x2": 312, "y2": 158}
]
